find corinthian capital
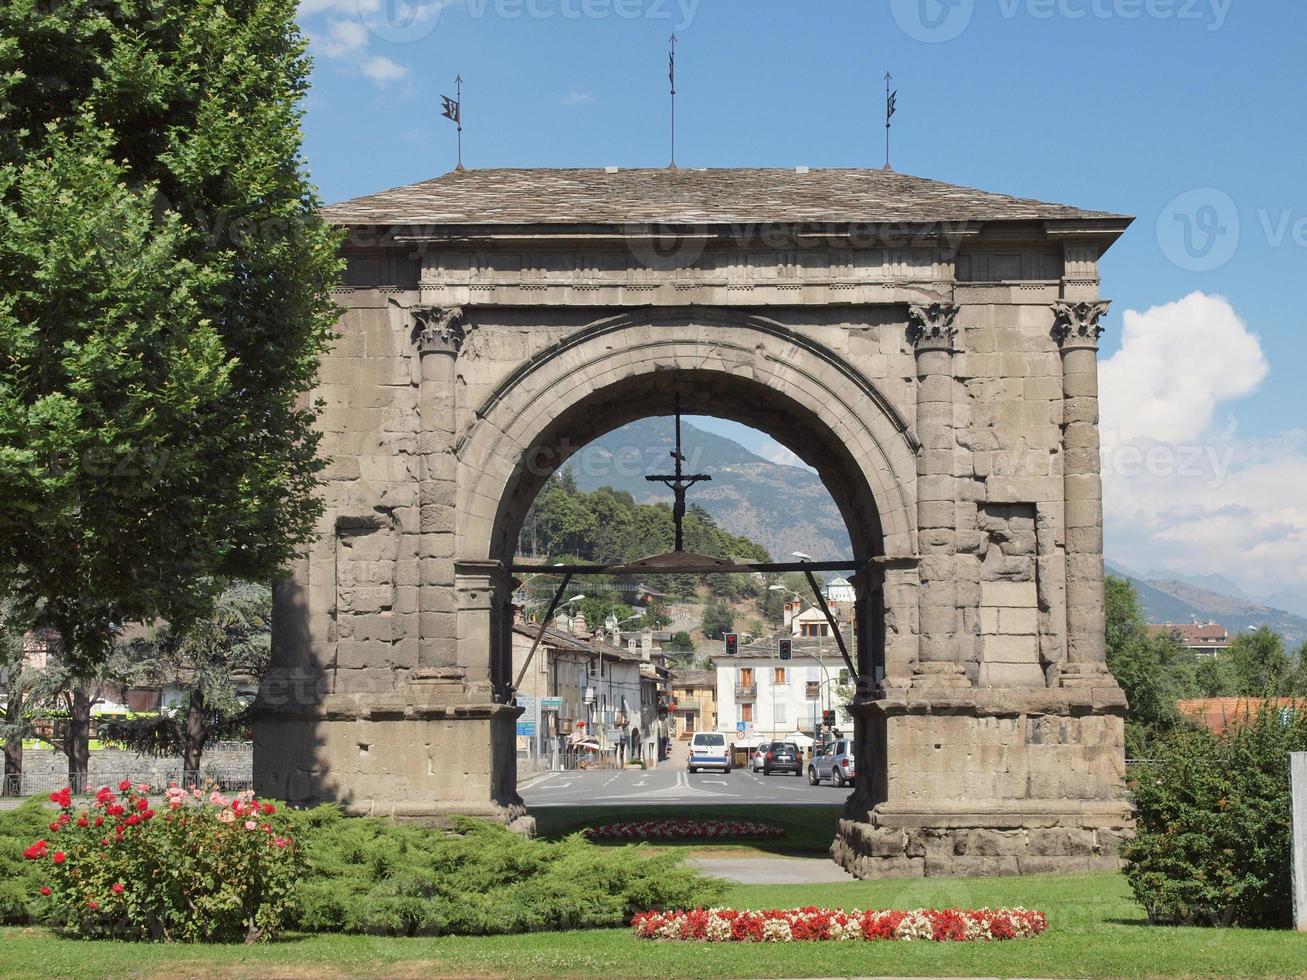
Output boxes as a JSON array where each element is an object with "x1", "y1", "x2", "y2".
[
  {"x1": 411, "y1": 306, "x2": 466, "y2": 355},
  {"x1": 1051, "y1": 300, "x2": 1110, "y2": 350},
  {"x1": 907, "y1": 303, "x2": 959, "y2": 352}
]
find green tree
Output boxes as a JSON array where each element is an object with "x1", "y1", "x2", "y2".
[
  {"x1": 102, "y1": 582, "x2": 271, "y2": 777},
  {"x1": 1225, "y1": 627, "x2": 1295, "y2": 696},
  {"x1": 700, "y1": 601, "x2": 734, "y2": 641},
  {"x1": 1104, "y1": 576, "x2": 1200, "y2": 756},
  {"x1": 0, "y1": 599, "x2": 33, "y2": 794},
  {"x1": 0, "y1": 1, "x2": 339, "y2": 784}
]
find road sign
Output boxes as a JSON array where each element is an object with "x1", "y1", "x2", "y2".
[
  {"x1": 517, "y1": 695, "x2": 535, "y2": 709},
  {"x1": 540, "y1": 696, "x2": 564, "y2": 711},
  {"x1": 736, "y1": 721, "x2": 746, "y2": 734},
  {"x1": 516, "y1": 721, "x2": 536, "y2": 737}
]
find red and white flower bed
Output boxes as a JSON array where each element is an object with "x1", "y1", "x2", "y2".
[
  {"x1": 632, "y1": 906, "x2": 1048, "y2": 942},
  {"x1": 584, "y1": 819, "x2": 785, "y2": 841}
]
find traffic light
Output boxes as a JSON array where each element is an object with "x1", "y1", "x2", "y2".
[
  {"x1": 724, "y1": 632, "x2": 738, "y2": 656},
  {"x1": 778, "y1": 637, "x2": 792, "y2": 661},
  {"x1": 821, "y1": 709, "x2": 835, "y2": 729}
]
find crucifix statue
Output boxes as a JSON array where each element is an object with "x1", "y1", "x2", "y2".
[{"x1": 645, "y1": 395, "x2": 711, "y2": 552}]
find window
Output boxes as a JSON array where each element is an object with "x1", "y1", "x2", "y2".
[
  {"x1": 774, "y1": 667, "x2": 786, "y2": 685},
  {"x1": 775, "y1": 702, "x2": 787, "y2": 725},
  {"x1": 739, "y1": 667, "x2": 754, "y2": 686},
  {"x1": 740, "y1": 702, "x2": 754, "y2": 723},
  {"x1": 800, "y1": 622, "x2": 829, "y2": 638}
]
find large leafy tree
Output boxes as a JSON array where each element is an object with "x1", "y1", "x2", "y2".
[
  {"x1": 0, "y1": 1, "x2": 339, "y2": 782},
  {"x1": 104, "y1": 581, "x2": 271, "y2": 778}
]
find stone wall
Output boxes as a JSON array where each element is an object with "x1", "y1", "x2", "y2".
[{"x1": 8, "y1": 746, "x2": 252, "y2": 795}]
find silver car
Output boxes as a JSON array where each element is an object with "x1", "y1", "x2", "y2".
[{"x1": 808, "y1": 738, "x2": 856, "y2": 786}]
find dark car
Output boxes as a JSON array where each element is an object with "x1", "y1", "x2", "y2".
[{"x1": 761, "y1": 740, "x2": 803, "y2": 776}]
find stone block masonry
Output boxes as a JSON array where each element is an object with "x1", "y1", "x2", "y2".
[{"x1": 260, "y1": 167, "x2": 1133, "y2": 874}]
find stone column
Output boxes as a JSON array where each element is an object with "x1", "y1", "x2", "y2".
[
  {"x1": 908, "y1": 303, "x2": 967, "y2": 686},
  {"x1": 1052, "y1": 300, "x2": 1111, "y2": 682},
  {"x1": 413, "y1": 306, "x2": 464, "y2": 672}
]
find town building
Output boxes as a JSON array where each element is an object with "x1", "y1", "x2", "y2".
[
  {"x1": 509, "y1": 619, "x2": 668, "y2": 768},
  {"x1": 668, "y1": 668, "x2": 717, "y2": 738},
  {"x1": 1177, "y1": 697, "x2": 1302, "y2": 735},
  {"x1": 712, "y1": 634, "x2": 853, "y2": 741},
  {"x1": 1147, "y1": 621, "x2": 1232, "y2": 658}
]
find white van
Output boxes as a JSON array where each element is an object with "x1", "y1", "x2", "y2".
[{"x1": 687, "y1": 731, "x2": 732, "y2": 773}]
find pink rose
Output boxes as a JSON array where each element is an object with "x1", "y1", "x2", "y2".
[
  {"x1": 245, "y1": 820, "x2": 258, "y2": 830},
  {"x1": 218, "y1": 810, "x2": 235, "y2": 824}
]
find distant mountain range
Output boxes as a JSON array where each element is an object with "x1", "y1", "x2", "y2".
[
  {"x1": 570, "y1": 418, "x2": 852, "y2": 562},
  {"x1": 569, "y1": 420, "x2": 1307, "y2": 646},
  {"x1": 1106, "y1": 561, "x2": 1307, "y2": 646}
]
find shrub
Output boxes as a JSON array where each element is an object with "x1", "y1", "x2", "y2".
[
  {"x1": 286, "y1": 807, "x2": 725, "y2": 936},
  {"x1": 0, "y1": 797, "x2": 49, "y2": 924},
  {"x1": 1124, "y1": 704, "x2": 1307, "y2": 927},
  {"x1": 23, "y1": 783, "x2": 301, "y2": 941},
  {"x1": 632, "y1": 907, "x2": 1049, "y2": 942}
]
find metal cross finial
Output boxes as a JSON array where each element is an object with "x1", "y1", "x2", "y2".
[{"x1": 645, "y1": 394, "x2": 710, "y2": 551}]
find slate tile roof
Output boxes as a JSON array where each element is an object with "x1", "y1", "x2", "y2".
[{"x1": 323, "y1": 167, "x2": 1129, "y2": 227}]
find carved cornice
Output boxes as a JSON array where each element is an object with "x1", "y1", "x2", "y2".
[
  {"x1": 1051, "y1": 300, "x2": 1110, "y2": 350},
  {"x1": 411, "y1": 305, "x2": 466, "y2": 355},
  {"x1": 907, "y1": 303, "x2": 959, "y2": 352}
]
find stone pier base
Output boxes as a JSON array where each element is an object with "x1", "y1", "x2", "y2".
[
  {"x1": 832, "y1": 801, "x2": 1133, "y2": 878},
  {"x1": 253, "y1": 675, "x2": 532, "y2": 833},
  {"x1": 833, "y1": 687, "x2": 1132, "y2": 878}
]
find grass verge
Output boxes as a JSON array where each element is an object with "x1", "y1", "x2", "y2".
[{"x1": 4, "y1": 872, "x2": 1306, "y2": 978}]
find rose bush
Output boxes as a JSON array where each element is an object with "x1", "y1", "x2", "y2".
[
  {"x1": 584, "y1": 819, "x2": 785, "y2": 841},
  {"x1": 632, "y1": 906, "x2": 1049, "y2": 942},
  {"x1": 23, "y1": 782, "x2": 301, "y2": 942}
]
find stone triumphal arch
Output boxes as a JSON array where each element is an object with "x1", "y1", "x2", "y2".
[{"x1": 254, "y1": 168, "x2": 1135, "y2": 876}]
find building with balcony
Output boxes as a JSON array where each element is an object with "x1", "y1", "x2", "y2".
[
  {"x1": 711, "y1": 633, "x2": 853, "y2": 742},
  {"x1": 668, "y1": 669, "x2": 717, "y2": 739}
]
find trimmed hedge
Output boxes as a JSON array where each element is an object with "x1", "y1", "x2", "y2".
[{"x1": 1124, "y1": 704, "x2": 1307, "y2": 928}]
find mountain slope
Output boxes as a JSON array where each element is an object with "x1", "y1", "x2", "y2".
[
  {"x1": 1107, "y1": 560, "x2": 1307, "y2": 646},
  {"x1": 571, "y1": 419, "x2": 852, "y2": 561}
]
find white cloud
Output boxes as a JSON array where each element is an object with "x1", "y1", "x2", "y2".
[
  {"x1": 1100, "y1": 292, "x2": 1307, "y2": 599},
  {"x1": 317, "y1": 19, "x2": 370, "y2": 57},
  {"x1": 760, "y1": 440, "x2": 813, "y2": 472},
  {"x1": 300, "y1": 0, "x2": 461, "y2": 87},
  {"x1": 361, "y1": 55, "x2": 408, "y2": 85},
  {"x1": 1100, "y1": 291, "x2": 1266, "y2": 445},
  {"x1": 560, "y1": 90, "x2": 596, "y2": 107}
]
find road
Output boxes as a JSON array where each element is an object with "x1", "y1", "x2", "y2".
[{"x1": 521, "y1": 764, "x2": 850, "y2": 807}]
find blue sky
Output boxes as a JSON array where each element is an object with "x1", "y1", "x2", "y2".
[{"x1": 298, "y1": 0, "x2": 1307, "y2": 599}]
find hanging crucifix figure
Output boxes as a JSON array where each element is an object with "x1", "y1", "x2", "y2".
[{"x1": 645, "y1": 395, "x2": 711, "y2": 552}]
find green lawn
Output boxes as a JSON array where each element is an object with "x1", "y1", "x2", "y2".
[
  {"x1": 532, "y1": 803, "x2": 844, "y2": 857},
  {"x1": 4, "y1": 872, "x2": 1304, "y2": 978}
]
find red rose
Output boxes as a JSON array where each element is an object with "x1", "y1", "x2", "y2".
[
  {"x1": 93, "y1": 816, "x2": 104, "y2": 827},
  {"x1": 22, "y1": 841, "x2": 47, "y2": 860},
  {"x1": 262, "y1": 802, "x2": 276, "y2": 815},
  {"x1": 111, "y1": 882, "x2": 125, "y2": 894},
  {"x1": 95, "y1": 787, "x2": 115, "y2": 805},
  {"x1": 118, "y1": 779, "x2": 132, "y2": 792},
  {"x1": 125, "y1": 814, "x2": 139, "y2": 827},
  {"x1": 48, "y1": 787, "x2": 71, "y2": 808},
  {"x1": 86, "y1": 900, "x2": 99, "y2": 910},
  {"x1": 52, "y1": 852, "x2": 65, "y2": 864},
  {"x1": 77, "y1": 815, "x2": 89, "y2": 828},
  {"x1": 134, "y1": 797, "x2": 148, "y2": 811},
  {"x1": 39, "y1": 887, "x2": 51, "y2": 897},
  {"x1": 48, "y1": 822, "x2": 60, "y2": 832},
  {"x1": 143, "y1": 809, "x2": 154, "y2": 820}
]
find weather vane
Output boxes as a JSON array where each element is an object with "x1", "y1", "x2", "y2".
[
  {"x1": 646, "y1": 394, "x2": 710, "y2": 552},
  {"x1": 884, "y1": 71, "x2": 897, "y2": 170},
  {"x1": 668, "y1": 33, "x2": 678, "y2": 169},
  {"x1": 441, "y1": 74, "x2": 464, "y2": 171}
]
